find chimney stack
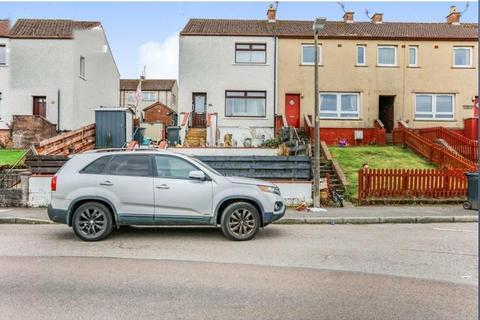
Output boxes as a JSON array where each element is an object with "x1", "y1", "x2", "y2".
[
  {"x1": 343, "y1": 12, "x2": 354, "y2": 23},
  {"x1": 267, "y1": 3, "x2": 276, "y2": 22},
  {"x1": 371, "y1": 13, "x2": 383, "y2": 24},
  {"x1": 446, "y1": 5, "x2": 461, "y2": 25}
]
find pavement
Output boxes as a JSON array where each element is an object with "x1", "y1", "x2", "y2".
[
  {"x1": 0, "y1": 204, "x2": 477, "y2": 225},
  {"x1": 0, "y1": 223, "x2": 477, "y2": 319}
]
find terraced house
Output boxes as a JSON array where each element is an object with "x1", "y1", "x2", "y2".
[
  {"x1": 179, "y1": 5, "x2": 478, "y2": 146},
  {"x1": 0, "y1": 19, "x2": 119, "y2": 132}
]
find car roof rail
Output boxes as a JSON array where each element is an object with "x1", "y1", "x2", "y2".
[{"x1": 83, "y1": 148, "x2": 165, "y2": 154}]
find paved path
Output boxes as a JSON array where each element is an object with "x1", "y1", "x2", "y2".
[{"x1": 0, "y1": 223, "x2": 477, "y2": 319}]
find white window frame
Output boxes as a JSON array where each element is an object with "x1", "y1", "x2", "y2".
[
  {"x1": 0, "y1": 44, "x2": 6, "y2": 66},
  {"x1": 356, "y1": 45, "x2": 367, "y2": 66},
  {"x1": 408, "y1": 46, "x2": 418, "y2": 67},
  {"x1": 319, "y1": 92, "x2": 360, "y2": 119},
  {"x1": 377, "y1": 45, "x2": 397, "y2": 67},
  {"x1": 453, "y1": 47, "x2": 473, "y2": 68},
  {"x1": 414, "y1": 93, "x2": 455, "y2": 121},
  {"x1": 301, "y1": 44, "x2": 322, "y2": 65},
  {"x1": 142, "y1": 91, "x2": 157, "y2": 101}
]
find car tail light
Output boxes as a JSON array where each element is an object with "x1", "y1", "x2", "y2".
[{"x1": 51, "y1": 176, "x2": 57, "y2": 191}]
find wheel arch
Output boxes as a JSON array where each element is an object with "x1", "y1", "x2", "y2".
[
  {"x1": 215, "y1": 197, "x2": 264, "y2": 226},
  {"x1": 67, "y1": 197, "x2": 118, "y2": 227}
]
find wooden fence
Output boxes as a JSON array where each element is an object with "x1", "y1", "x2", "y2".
[
  {"x1": 358, "y1": 168, "x2": 467, "y2": 203},
  {"x1": 418, "y1": 127, "x2": 478, "y2": 162},
  {"x1": 394, "y1": 125, "x2": 477, "y2": 171},
  {"x1": 25, "y1": 155, "x2": 70, "y2": 175},
  {"x1": 36, "y1": 124, "x2": 95, "y2": 155}
]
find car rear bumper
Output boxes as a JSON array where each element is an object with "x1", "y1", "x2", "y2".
[{"x1": 47, "y1": 204, "x2": 68, "y2": 224}]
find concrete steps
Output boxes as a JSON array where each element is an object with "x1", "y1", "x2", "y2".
[{"x1": 185, "y1": 128, "x2": 206, "y2": 147}]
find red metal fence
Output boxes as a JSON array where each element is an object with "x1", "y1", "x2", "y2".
[
  {"x1": 393, "y1": 125, "x2": 477, "y2": 171},
  {"x1": 418, "y1": 127, "x2": 478, "y2": 162},
  {"x1": 358, "y1": 168, "x2": 467, "y2": 203}
]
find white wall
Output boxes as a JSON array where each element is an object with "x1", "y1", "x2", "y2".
[
  {"x1": 179, "y1": 35, "x2": 275, "y2": 146},
  {"x1": 7, "y1": 39, "x2": 75, "y2": 127},
  {"x1": 28, "y1": 176, "x2": 51, "y2": 207},
  {"x1": 0, "y1": 37, "x2": 10, "y2": 126},
  {"x1": 73, "y1": 27, "x2": 120, "y2": 129}
]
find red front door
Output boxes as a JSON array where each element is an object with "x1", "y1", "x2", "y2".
[{"x1": 285, "y1": 94, "x2": 300, "y2": 128}]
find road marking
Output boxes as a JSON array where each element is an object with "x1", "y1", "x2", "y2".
[{"x1": 432, "y1": 227, "x2": 476, "y2": 233}]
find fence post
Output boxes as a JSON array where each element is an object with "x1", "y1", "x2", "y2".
[{"x1": 358, "y1": 169, "x2": 364, "y2": 204}]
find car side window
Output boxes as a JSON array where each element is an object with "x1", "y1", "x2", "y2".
[
  {"x1": 108, "y1": 155, "x2": 152, "y2": 177},
  {"x1": 154, "y1": 155, "x2": 198, "y2": 179},
  {"x1": 80, "y1": 156, "x2": 112, "y2": 174}
]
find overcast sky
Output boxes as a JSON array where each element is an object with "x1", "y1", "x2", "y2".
[{"x1": 1, "y1": 1, "x2": 477, "y2": 80}]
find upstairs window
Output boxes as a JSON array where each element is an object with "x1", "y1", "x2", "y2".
[
  {"x1": 235, "y1": 43, "x2": 266, "y2": 64},
  {"x1": 377, "y1": 46, "x2": 397, "y2": 66},
  {"x1": 415, "y1": 94, "x2": 454, "y2": 120},
  {"x1": 79, "y1": 56, "x2": 86, "y2": 78},
  {"x1": 453, "y1": 47, "x2": 473, "y2": 68},
  {"x1": 320, "y1": 92, "x2": 360, "y2": 119},
  {"x1": 356, "y1": 45, "x2": 366, "y2": 66},
  {"x1": 142, "y1": 92, "x2": 157, "y2": 101},
  {"x1": 301, "y1": 44, "x2": 321, "y2": 65},
  {"x1": 0, "y1": 45, "x2": 5, "y2": 65},
  {"x1": 408, "y1": 46, "x2": 418, "y2": 67},
  {"x1": 225, "y1": 90, "x2": 266, "y2": 117}
]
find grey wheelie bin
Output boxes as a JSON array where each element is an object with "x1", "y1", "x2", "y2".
[{"x1": 464, "y1": 172, "x2": 478, "y2": 210}]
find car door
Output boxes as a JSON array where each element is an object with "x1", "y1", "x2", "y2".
[
  {"x1": 95, "y1": 154, "x2": 154, "y2": 224},
  {"x1": 153, "y1": 154, "x2": 213, "y2": 223}
]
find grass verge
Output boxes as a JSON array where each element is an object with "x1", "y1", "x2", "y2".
[{"x1": 0, "y1": 149, "x2": 26, "y2": 166}]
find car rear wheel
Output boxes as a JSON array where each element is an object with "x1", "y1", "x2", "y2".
[
  {"x1": 221, "y1": 202, "x2": 260, "y2": 241},
  {"x1": 72, "y1": 202, "x2": 114, "y2": 241}
]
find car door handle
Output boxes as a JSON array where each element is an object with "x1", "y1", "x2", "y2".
[
  {"x1": 156, "y1": 184, "x2": 170, "y2": 190},
  {"x1": 99, "y1": 181, "x2": 113, "y2": 186}
]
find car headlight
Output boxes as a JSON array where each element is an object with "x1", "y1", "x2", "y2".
[{"x1": 258, "y1": 185, "x2": 281, "y2": 195}]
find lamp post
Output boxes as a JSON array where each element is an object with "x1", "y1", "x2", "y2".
[{"x1": 312, "y1": 17, "x2": 326, "y2": 209}]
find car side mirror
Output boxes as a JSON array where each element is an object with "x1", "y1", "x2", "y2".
[{"x1": 189, "y1": 170, "x2": 206, "y2": 181}]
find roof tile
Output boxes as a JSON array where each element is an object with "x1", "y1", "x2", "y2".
[
  {"x1": 9, "y1": 19, "x2": 101, "y2": 39},
  {"x1": 181, "y1": 19, "x2": 478, "y2": 40},
  {"x1": 120, "y1": 79, "x2": 176, "y2": 91},
  {"x1": 0, "y1": 19, "x2": 9, "y2": 37}
]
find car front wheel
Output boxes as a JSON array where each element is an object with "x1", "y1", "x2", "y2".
[
  {"x1": 221, "y1": 202, "x2": 261, "y2": 241},
  {"x1": 72, "y1": 202, "x2": 114, "y2": 241}
]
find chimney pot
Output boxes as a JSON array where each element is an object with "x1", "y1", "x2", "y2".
[
  {"x1": 343, "y1": 12, "x2": 354, "y2": 23},
  {"x1": 446, "y1": 6, "x2": 461, "y2": 25},
  {"x1": 371, "y1": 13, "x2": 383, "y2": 24},
  {"x1": 267, "y1": 4, "x2": 276, "y2": 22}
]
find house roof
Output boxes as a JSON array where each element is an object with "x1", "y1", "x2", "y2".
[
  {"x1": 143, "y1": 101, "x2": 175, "y2": 114},
  {"x1": 120, "y1": 79, "x2": 176, "y2": 91},
  {"x1": 0, "y1": 19, "x2": 9, "y2": 37},
  {"x1": 9, "y1": 19, "x2": 101, "y2": 39},
  {"x1": 180, "y1": 19, "x2": 478, "y2": 41}
]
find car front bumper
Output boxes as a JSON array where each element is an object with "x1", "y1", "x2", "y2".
[{"x1": 262, "y1": 203, "x2": 286, "y2": 226}]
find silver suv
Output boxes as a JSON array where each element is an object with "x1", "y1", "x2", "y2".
[{"x1": 48, "y1": 149, "x2": 285, "y2": 241}]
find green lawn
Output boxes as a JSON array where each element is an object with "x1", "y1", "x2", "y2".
[
  {"x1": 0, "y1": 149, "x2": 26, "y2": 166},
  {"x1": 330, "y1": 146, "x2": 435, "y2": 199}
]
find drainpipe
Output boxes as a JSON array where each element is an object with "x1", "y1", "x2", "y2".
[
  {"x1": 57, "y1": 89, "x2": 60, "y2": 131},
  {"x1": 273, "y1": 35, "x2": 277, "y2": 116}
]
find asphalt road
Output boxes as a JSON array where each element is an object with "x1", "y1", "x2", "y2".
[{"x1": 0, "y1": 223, "x2": 477, "y2": 319}]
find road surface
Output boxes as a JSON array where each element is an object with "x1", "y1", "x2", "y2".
[{"x1": 0, "y1": 223, "x2": 477, "y2": 319}]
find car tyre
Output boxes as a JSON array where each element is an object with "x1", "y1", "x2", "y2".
[
  {"x1": 463, "y1": 201, "x2": 472, "y2": 210},
  {"x1": 221, "y1": 202, "x2": 261, "y2": 241},
  {"x1": 72, "y1": 202, "x2": 114, "y2": 241}
]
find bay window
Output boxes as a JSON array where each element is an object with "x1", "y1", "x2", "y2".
[
  {"x1": 320, "y1": 92, "x2": 360, "y2": 119},
  {"x1": 225, "y1": 91, "x2": 266, "y2": 117},
  {"x1": 415, "y1": 94, "x2": 454, "y2": 120}
]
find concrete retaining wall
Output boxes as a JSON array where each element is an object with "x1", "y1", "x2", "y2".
[
  {"x1": 27, "y1": 176, "x2": 52, "y2": 207},
  {"x1": 276, "y1": 182, "x2": 312, "y2": 207}
]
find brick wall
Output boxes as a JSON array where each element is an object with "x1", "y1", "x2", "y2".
[{"x1": 11, "y1": 115, "x2": 57, "y2": 148}]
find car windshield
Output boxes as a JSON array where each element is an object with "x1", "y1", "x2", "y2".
[{"x1": 187, "y1": 156, "x2": 223, "y2": 176}]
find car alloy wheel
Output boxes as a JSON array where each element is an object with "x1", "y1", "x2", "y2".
[
  {"x1": 228, "y1": 208, "x2": 256, "y2": 237},
  {"x1": 72, "y1": 202, "x2": 113, "y2": 241}
]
